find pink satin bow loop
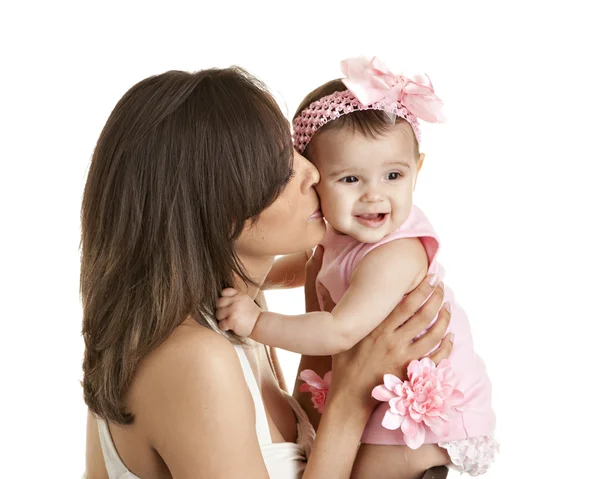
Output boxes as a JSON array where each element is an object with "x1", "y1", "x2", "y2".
[
  {"x1": 341, "y1": 57, "x2": 445, "y2": 123},
  {"x1": 291, "y1": 56, "x2": 444, "y2": 154}
]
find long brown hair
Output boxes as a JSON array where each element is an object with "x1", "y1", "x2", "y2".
[
  {"x1": 81, "y1": 67, "x2": 294, "y2": 424},
  {"x1": 294, "y1": 79, "x2": 419, "y2": 159}
]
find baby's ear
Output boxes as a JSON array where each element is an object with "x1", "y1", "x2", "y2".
[
  {"x1": 413, "y1": 153, "x2": 426, "y2": 191},
  {"x1": 416, "y1": 153, "x2": 426, "y2": 174}
]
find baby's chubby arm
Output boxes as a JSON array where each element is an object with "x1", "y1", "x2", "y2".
[{"x1": 217, "y1": 238, "x2": 429, "y2": 355}]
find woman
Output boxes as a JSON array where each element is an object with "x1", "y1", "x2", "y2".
[{"x1": 82, "y1": 67, "x2": 452, "y2": 478}]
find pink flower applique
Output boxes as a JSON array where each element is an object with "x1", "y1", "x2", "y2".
[
  {"x1": 299, "y1": 369, "x2": 331, "y2": 413},
  {"x1": 372, "y1": 358, "x2": 464, "y2": 449}
]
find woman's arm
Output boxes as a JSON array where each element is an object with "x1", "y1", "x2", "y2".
[
  {"x1": 263, "y1": 250, "x2": 312, "y2": 289},
  {"x1": 135, "y1": 323, "x2": 404, "y2": 479},
  {"x1": 302, "y1": 387, "x2": 374, "y2": 478},
  {"x1": 293, "y1": 245, "x2": 333, "y2": 429},
  {"x1": 255, "y1": 290, "x2": 289, "y2": 393},
  {"x1": 294, "y1": 355, "x2": 331, "y2": 430}
]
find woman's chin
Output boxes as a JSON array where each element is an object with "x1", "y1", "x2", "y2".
[
  {"x1": 309, "y1": 217, "x2": 327, "y2": 244},
  {"x1": 283, "y1": 219, "x2": 326, "y2": 255}
]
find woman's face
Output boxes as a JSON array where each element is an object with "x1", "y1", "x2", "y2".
[{"x1": 236, "y1": 150, "x2": 325, "y2": 258}]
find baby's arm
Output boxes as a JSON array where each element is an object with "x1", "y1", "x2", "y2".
[
  {"x1": 263, "y1": 250, "x2": 312, "y2": 289},
  {"x1": 217, "y1": 238, "x2": 429, "y2": 355}
]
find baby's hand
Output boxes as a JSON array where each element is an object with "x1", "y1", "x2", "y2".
[{"x1": 216, "y1": 288, "x2": 261, "y2": 337}]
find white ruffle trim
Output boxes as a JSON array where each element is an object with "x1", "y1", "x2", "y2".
[{"x1": 438, "y1": 436, "x2": 499, "y2": 476}]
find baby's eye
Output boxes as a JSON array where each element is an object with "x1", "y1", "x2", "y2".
[
  {"x1": 387, "y1": 172, "x2": 403, "y2": 180},
  {"x1": 340, "y1": 176, "x2": 359, "y2": 183}
]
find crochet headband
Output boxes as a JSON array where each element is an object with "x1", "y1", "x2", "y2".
[{"x1": 292, "y1": 56, "x2": 445, "y2": 154}]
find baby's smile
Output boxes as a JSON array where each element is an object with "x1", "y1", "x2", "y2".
[{"x1": 354, "y1": 212, "x2": 389, "y2": 228}]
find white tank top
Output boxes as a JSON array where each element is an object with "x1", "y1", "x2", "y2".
[{"x1": 95, "y1": 345, "x2": 315, "y2": 479}]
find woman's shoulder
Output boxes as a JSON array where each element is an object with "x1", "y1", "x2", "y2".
[
  {"x1": 136, "y1": 318, "x2": 241, "y2": 389},
  {"x1": 128, "y1": 319, "x2": 247, "y2": 419},
  {"x1": 123, "y1": 320, "x2": 267, "y2": 474}
]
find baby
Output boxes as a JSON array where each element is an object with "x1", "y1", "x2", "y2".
[{"x1": 217, "y1": 57, "x2": 498, "y2": 477}]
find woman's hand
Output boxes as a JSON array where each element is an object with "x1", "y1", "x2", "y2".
[
  {"x1": 330, "y1": 276, "x2": 452, "y2": 408},
  {"x1": 303, "y1": 245, "x2": 453, "y2": 409},
  {"x1": 304, "y1": 245, "x2": 325, "y2": 313},
  {"x1": 299, "y1": 247, "x2": 453, "y2": 479}
]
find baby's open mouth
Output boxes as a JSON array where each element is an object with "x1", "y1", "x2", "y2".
[{"x1": 355, "y1": 213, "x2": 388, "y2": 227}]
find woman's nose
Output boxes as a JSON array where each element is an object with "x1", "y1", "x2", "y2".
[{"x1": 299, "y1": 154, "x2": 320, "y2": 193}]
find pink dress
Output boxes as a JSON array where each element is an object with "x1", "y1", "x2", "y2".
[{"x1": 315, "y1": 206, "x2": 498, "y2": 475}]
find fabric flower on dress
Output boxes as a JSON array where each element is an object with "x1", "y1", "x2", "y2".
[
  {"x1": 299, "y1": 369, "x2": 331, "y2": 414},
  {"x1": 372, "y1": 358, "x2": 464, "y2": 449}
]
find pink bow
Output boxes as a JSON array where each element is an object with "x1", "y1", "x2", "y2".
[{"x1": 341, "y1": 57, "x2": 445, "y2": 123}]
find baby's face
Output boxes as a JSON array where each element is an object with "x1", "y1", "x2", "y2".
[{"x1": 310, "y1": 122, "x2": 422, "y2": 243}]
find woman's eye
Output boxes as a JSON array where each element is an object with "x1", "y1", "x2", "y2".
[
  {"x1": 387, "y1": 172, "x2": 402, "y2": 180},
  {"x1": 284, "y1": 169, "x2": 297, "y2": 184},
  {"x1": 340, "y1": 176, "x2": 359, "y2": 183}
]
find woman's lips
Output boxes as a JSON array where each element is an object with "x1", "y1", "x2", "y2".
[
  {"x1": 309, "y1": 208, "x2": 323, "y2": 220},
  {"x1": 355, "y1": 213, "x2": 388, "y2": 227}
]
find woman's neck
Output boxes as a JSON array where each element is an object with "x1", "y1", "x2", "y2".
[{"x1": 233, "y1": 253, "x2": 275, "y2": 300}]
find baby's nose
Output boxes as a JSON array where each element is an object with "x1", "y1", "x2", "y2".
[{"x1": 360, "y1": 191, "x2": 383, "y2": 203}]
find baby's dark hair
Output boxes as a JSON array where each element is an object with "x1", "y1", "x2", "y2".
[{"x1": 293, "y1": 79, "x2": 419, "y2": 159}]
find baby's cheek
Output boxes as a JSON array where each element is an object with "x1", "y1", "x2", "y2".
[
  {"x1": 315, "y1": 186, "x2": 333, "y2": 211},
  {"x1": 321, "y1": 194, "x2": 343, "y2": 220}
]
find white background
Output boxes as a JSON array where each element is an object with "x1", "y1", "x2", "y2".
[{"x1": 1, "y1": 1, "x2": 599, "y2": 477}]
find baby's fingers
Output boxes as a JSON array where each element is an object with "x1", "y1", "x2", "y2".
[
  {"x1": 216, "y1": 296, "x2": 234, "y2": 308},
  {"x1": 221, "y1": 288, "x2": 239, "y2": 297},
  {"x1": 215, "y1": 306, "x2": 232, "y2": 321},
  {"x1": 218, "y1": 319, "x2": 232, "y2": 331}
]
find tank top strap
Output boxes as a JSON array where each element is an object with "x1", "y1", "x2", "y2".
[
  {"x1": 233, "y1": 345, "x2": 272, "y2": 446},
  {"x1": 96, "y1": 417, "x2": 138, "y2": 478}
]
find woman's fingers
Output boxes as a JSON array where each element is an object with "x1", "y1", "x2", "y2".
[
  {"x1": 305, "y1": 245, "x2": 324, "y2": 280},
  {"x1": 320, "y1": 286, "x2": 336, "y2": 313},
  {"x1": 305, "y1": 245, "x2": 324, "y2": 313},
  {"x1": 384, "y1": 275, "x2": 441, "y2": 331},
  {"x1": 409, "y1": 303, "x2": 451, "y2": 357},
  {"x1": 396, "y1": 284, "x2": 445, "y2": 340},
  {"x1": 426, "y1": 332, "x2": 454, "y2": 364}
]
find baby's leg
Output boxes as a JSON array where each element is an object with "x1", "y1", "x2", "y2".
[{"x1": 351, "y1": 444, "x2": 450, "y2": 479}]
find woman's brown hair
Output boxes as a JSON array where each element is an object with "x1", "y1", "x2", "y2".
[
  {"x1": 81, "y1": 68, "x2": 294, "y2": 424},
  {"x1": 294, "y1": 79, "x2": 419, "y2": 159}
]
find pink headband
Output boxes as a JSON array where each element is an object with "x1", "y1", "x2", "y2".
[{"x1": 292, "y1": 56, "x2": 445, "y2": 154}]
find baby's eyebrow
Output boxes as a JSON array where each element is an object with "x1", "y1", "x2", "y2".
[
  {"x1": 328, "y1": 160, "x2": 412, "y2": 177},
  {"x1": 328, "y1": 167, "x2": 355, "y2": 178},
  {"x1": 383, "y1": 160, "x2": 412, "y2": 169}
]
